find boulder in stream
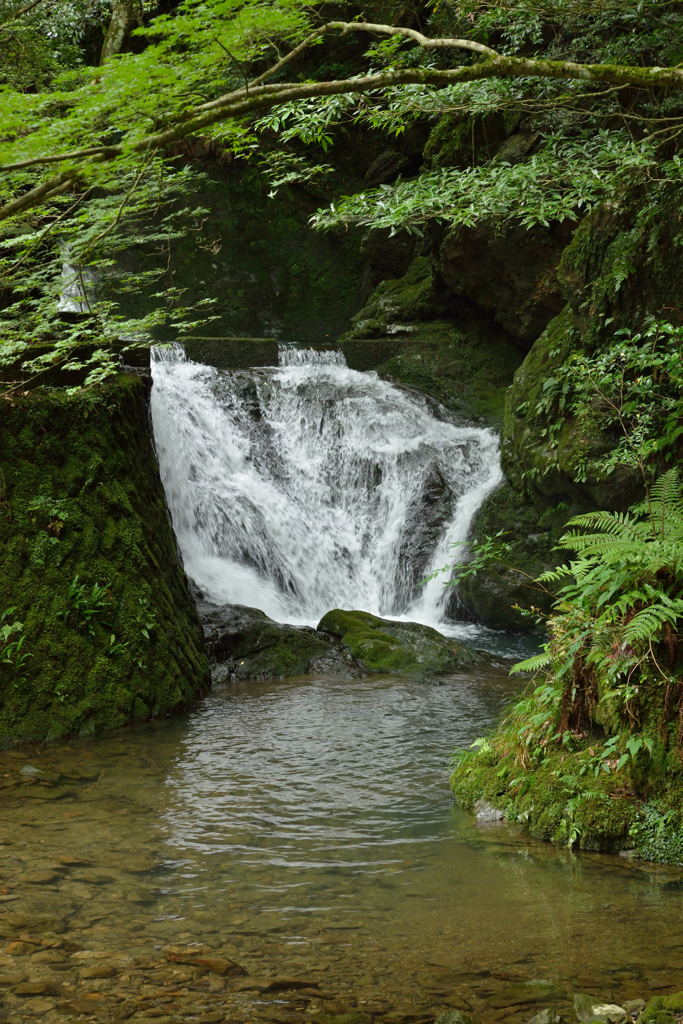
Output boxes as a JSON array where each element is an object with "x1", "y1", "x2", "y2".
[
  {"x1": 317, "y1": 609, "x2": 483, "y2": 676},
  {"x1": 201, "y1": 603, "x2": 361, "y2": 680}
]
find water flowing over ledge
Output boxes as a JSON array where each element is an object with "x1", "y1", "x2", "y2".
[{"x1": 150, "y1": 344, "x2": 502, "y2": 632}]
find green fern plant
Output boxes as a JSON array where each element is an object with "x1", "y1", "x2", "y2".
[{"x1": 513, "y1": 469, "x2": 683, "y2": 738}]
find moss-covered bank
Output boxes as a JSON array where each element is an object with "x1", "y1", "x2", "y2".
[
  {"x1": 451, "y1": 662, "x2": 683, "y2": 861},
  {"x1": 0, "y1": 374, "x2": 210, "y2": 745}
]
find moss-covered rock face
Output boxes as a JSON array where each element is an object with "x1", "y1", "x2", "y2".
[
  {"x1": 501, "y1": 307, "x2": 642, "y2": 511},
  {"x1": 558, "y1": 180, "x2": 683, "y2": 337},
  {"x1": 317, "y1": 609, "x2": 482, "y2": 676},
  {"x1": 0, "y1": 376, "x2": 210, "y2": 746},
  {"x1": 454, "y1": 483, "x2": 561, "y2": 631},
  {"x1": 343, "y1": 256, "x2": 443, "y2": 337},
  {"x1": 340, "y1": 257, "x2": 523, "y2": 425},
  {"x1": 501, "y1": 185, "x2": 683, "y2": 512},
  {"x1": 452, "y1": 738, "x2": 641, "y2": 853},
  {"x1": 641, "y1": 992, "x2": 683, "y2": 1024}
]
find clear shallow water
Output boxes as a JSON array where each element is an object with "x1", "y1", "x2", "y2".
[{"x1": 2, "y1": 670, "x2": 683, "y2": 1022}]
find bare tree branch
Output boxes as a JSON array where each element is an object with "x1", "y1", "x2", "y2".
[{"x1": 327, "y1": 20, "x2": 501, "y2": 58}]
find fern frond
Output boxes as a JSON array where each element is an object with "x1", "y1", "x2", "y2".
[
  {"x1": 510, "y1": 650, "x2": 552, "y2": 674},
  {"x1": 621, "y1": 601, "x2": 683, "y2": 645}
]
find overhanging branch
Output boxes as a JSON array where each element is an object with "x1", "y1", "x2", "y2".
[{"x1": 2, "y1": 19, "x2": 683, "y2": 222}]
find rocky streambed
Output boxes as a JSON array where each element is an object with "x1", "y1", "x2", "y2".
[{"x1": 2, "y1": 672, "x2": 683, "y2": 1024}]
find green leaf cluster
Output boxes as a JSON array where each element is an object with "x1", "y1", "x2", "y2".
[
  {"x1": 514, "y1": 469, "x2": 683, "y2": 715},
  {"x1": 527, "y1": 319, "x2": 683, "y2": 485}
]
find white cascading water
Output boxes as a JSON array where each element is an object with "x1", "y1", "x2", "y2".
[{"x1": 150, "y1": 344, "x2": 502, "y2": 632}]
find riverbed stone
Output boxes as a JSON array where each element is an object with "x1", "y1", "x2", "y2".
[
  {"x1": 317, "y1": 609, "x2": 482, "y2": 676},
  {"x1": 527, "y1": 1011, "x2": 562, "y2": 1024},
  {"x1": 474, "y1": 801, "x2": 505, "y2": 823},
  {"x1": 434, "y1": 1012, "x2": 476, "y2": 1024},
  {"x1": 14, "y1": 979, "x2": 63, "y2": 997},
  {"x1": 574, "y1": 995, "x2": 627, "y2": 1023}
]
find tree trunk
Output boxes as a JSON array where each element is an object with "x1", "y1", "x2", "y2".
[{"x1": 100, "y1": 0, "x2": 140, "y2": 63}]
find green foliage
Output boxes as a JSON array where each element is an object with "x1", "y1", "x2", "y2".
[
  {"x1": 529, "y1": 319, "x2": 683, "y2": 484},
  {"x1": 0, "y1": 0, "x2": 111, "y2": 88},
  {"x1": 451, "y1": 472, "x2": 683, "y2": 859},
  {"x1": 629, "y1": 803, "x2": 683, "y2": 866},
  {"x1": 422, "y1": 530, "x2": 513, "y2": 585},
  {"x1": 0, "y1": 608, "x2": 30, "y2": 672},
  {"x1": 514, "y1": 470, "x2": 683, "y2": 704},
  {"x1": 312, "y1": 133, "x2": 665, "y2": 234},
  {"x1": 0, "y1": 0, "x2": 682, "y2": 386},
  {"x1": 62, "y1": 575, "x2": 113, "y2": 637}
]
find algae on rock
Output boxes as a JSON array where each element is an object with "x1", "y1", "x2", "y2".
[
  {"x1": 317, "y1": 608, "x2": 482, "y2": 676},
  {"x1": 0, "y1": 375, "x2": 210, "y2": 745}
]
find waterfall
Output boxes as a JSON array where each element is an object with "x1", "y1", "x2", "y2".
[{"x1": 150, "y1": 344, "x2": 502, "y2": 631}]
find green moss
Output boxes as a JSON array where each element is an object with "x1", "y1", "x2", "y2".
[
  {"x1": 317, "y1": 608, "x2": 481, "y2": 676},
  {"x1": 424, "y1": 111, "x2": 519, "y2": 170},
  {"x1": 452, "y1": 738, "x2": 641, "y2": 852},
  {"x1": 451, "y1": 684, "x2": 683, "y2": 860},
  {"x1": 0, "y1": 376, "x2": 210, "y2": 746},
  {"x1": 642, "y1": 993, "x2": 683, "y2": 1024}
]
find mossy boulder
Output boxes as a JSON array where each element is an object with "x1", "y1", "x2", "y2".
[
  {"x1": 317, "y1": 609, "x2": 482, "y2": 676},
  {"x1": 342, "y1": 256, "x2": 443, "y2": 337},
  {"x1": 202, "y1": 603, "x2": 360, "y2": 681},
  {"x1": 339, "y1": 257, "x2": 523, "y2": 425},
  {"x1": 0, "y1": 375, "x2": 210, "y2": 746},
  {"x1": 452, "y1": 740, "x2": 640, "y2": 853},
  {"x1": 641, "y1": 993, "x2": 683, "y2": 1024}
]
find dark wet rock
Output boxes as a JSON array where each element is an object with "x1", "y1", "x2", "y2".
[
  {"x1": 200, "y1": 603, "x2": 361, "y2": 681},
  {"x1": 317, "y1": 609, "x2": 483, "y2": 676},
  {"x1": 453, "y1": 482, "x2": 558, "y2": 632},
  {"x1": 365, "y1": 150, "x2": 412, "y2": 186},
  {"x1": 437, "y1": 221, "x2": 569, "y2": 347},
  {"x1": 395, "y1": 465, "x2": 456, "y2": 594}
]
